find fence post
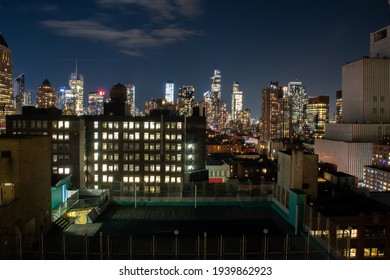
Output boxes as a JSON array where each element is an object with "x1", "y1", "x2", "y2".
[
  {"x1": 203, "y1": 232, "x2": 207, "y2": 260},
  {"x1": 152, "y1": 235, "x2": 156, "y2": 260},
  {"x1": 62, "y1": 234, "x2": 66, "y2": 260},
  {"x1": 219, "y1": 235, "x2": 223, "y2": 260},
  {"x1": 85, "y1": 233, "x2": 88, "y2": 260},
  {"x1": 100, "y1": 232, "x2": 103, "y2": 260},
  {"x1": 41, "y1": 233, "x2": 45, "y2": 260},
  {"x1": 107, "y1": 234, "x2": 110, "y2": 260},
  {"x1": 284, "y1": 234, "x2": 289, "y2": 260},
  {"x1": 129, "y1": 235, "x2": 133, "y2": 260},
  {"x1": 241, "y1": 234, "x2": 245, "y2": 260}
]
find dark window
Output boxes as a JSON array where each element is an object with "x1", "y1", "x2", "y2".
[{"x1": 1, "y1": 150, "x2": 11, "y2": 158}]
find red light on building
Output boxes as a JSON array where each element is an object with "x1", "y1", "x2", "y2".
[{"x1": 99, "y1": 91, "x2": 105, "y2": 96}]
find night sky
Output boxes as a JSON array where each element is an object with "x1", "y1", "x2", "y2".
[{"x1": 1, "y1": 0, "x2": 389, "y2": 118}]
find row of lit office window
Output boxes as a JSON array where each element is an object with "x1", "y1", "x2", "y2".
[
  {"x1": 93, "y1": 163, "x2": 182, "y2": 173},
  {"x1": 94, "y1": 175, "x2": 182, "y2": 184},
  {"x1": 99, "y1": 142, "x2": 184, "y2": 151},
  {"x1": 95, "y1": 121, "x2": 183, "y2": 130},
  {"x1": 93, "y1": 152, "x2": 184, "y2": 162},
  {"x1": 52, "y1": 166, "x2": 71, "y2": 175},
  {"x1": 95, "y1": 132, "x2": 183, "y2": 141}
]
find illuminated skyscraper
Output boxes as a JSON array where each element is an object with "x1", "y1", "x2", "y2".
[
  {"x1": 13, "y1": 73, "x2": 24, "y2": 114},
  {"x1": 306, "y1": 96, "x2": 329, "y2": 139},
  {"x1": 336, "y1": 90, "x2": 342, "y2": 123},
  {"x1": 69, "y1": 71, "x2": 84, "y2": 115},
  {"x1": 178, "y1": 85, "x2": 195, "y2": 117},
  {"x1": 288, "y1": 81, "x2": 307, "y2": 139},
  {"x1": 59, "y1": 87, "x2": 76, "y2": 113},
  {"x1": 261, "y1": 82, "x2": 284, "y2": 142},
  {"x1": 231, "y1": 81, "x2": 243, "y2": 123},
  {"x1": 204, "y1": 70, "x2": 227, "y2": 131},
  {"x1": 126, "y1": 84, "x2": 136, "y2": 116},
  {"x1": 88, "y1": 91, "x2": 105, "y2": 115},
  {"x1": 36, "y1": 79, "x2": 58, "y2": 109},
  {"x1": 0, "y1": 33, "x2": 14, "y2": 132},
  {"x1": 165, "y1": 80, "x2": 174, "y2": 103}
]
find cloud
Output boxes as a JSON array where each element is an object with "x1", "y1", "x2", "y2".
[
  {"x1": 97, "y1": 0, "x2": 201, "y2": 20},
  {"x1": 41, "y1": 19, "x2": 201, "y2": 56}
]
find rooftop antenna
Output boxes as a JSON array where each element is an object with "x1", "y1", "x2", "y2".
[{"x1": 75, "y1": 58, "x2": 78, "y2": 77}]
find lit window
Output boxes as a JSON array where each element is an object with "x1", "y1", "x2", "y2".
[
  {"x1": 94, "y1": 175, "x2": 98, "y2": 182},
  {"x1": 135, "y1": 177, "x2": 140, "y2": 183},
  {"x1": 64, "y1": 121, "x2": 70, "y2": 129},
  {"x1": 94, "y1": 164, "x2": 98, "y2": 171},
  {"x1": 177, "y1": 122, "x2": 182, "y2": 129},
  {"x1": 150, "y1": 122, "x2": 155, "y2": 129},
  {"x1": 129, "y1": 122, "x2": 134, "y2": 129},
  {"x1": 102, "y1": 132, "x2": 107, "y2": 140},
  {"x1": 64, "y1": 167, "x2": 70, "y2": 174},
  {"x1": 144, "y1": 132, "x2": 149, "y2": 140},
  {"x1": 165, "y1": 176, "x2": 170, "y2": 183},
  {"x1": 165, "y1": 165, "x2": 170, "y2": 172},
  {"x1": 177, "y1": 177, "x2": 182, "y2": 183},
  {"x1": 94, "y1": 142, "x2": 99, "y2": 150},
  {"x1": 135, "y1": 132, "x2": 140, "y2": 140},
  {"x1": 94, "y1": 122, "x2": 99, "y2": 129},
  {"x1": 144, "y1": 176, "x2": 149, "y2": 183},
  {"x1": 59, "y1": 167, "x2": 64, "y2": 174},
  {"x1": 53, "y1": 155, "x2": 58, "y2": 162},
  {"x1": 94, "y1": 153, "x2": 99, "y2": 161},
  {"x1": 108, "y1": 176, "x2": 113, "y2": 182},
  {"x1": 114, "y1": 132, "x2": 119, "y2": 139},
  {"x1": 58, "y1": 121, "x2": 64, "y2": 128},
  {"x1": 103, "y1": 175, "x2": 107, "y2": 182},
  {"x1": 123, "y1": 122, "x2": 128, "y2": 129},
  {"x1": 144, "y1": 122, "x2": 149, "y2": 129},
  {"x1": 156, "y1": 122, "x2": 161, "y2": 129}
]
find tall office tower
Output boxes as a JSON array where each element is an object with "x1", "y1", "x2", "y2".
[
  {"x1": 336, "y1": 90, "x2": 342, "y2": 123},
  {"x1": 204, "y1": 69, "x2": 227, "y2": 131},
  {"x1": 288, "y1": 81, "x2": 307, "y2": 139},
  {"x1": 260, "y1": 82, "x2": 284, "y2": 142},
  {"x1": 126, "y1": 84, "x2": 136, "y2": 116},
  {"x1": 315, "y1": 23, "x2": 390, "y2": 182},
  {"x1": 165, "y1": 80, "x2": 174, "y2": 103},
  {"x1": 36, "y1": 79, "x2": 58, "y2": 109},
  {"x1": 178, "y1": 85, "x2": 195, "y2": 117},
  {"x1": 306, "y1": 96, "x2": 329, "y2": 140},
  {"x1": 88, "y1": 91, "x2": 105, "y2": 115},
  {"x1": 59, "y1": 87, "x2": 76, "y2": 113},
  {"x1": 236, "y1": 108, "x2": 251, "y2": 134},
  {"x1": 22, "y1": 90, "x2": 32, "y2": 107},
  {"x1": 69, "y1": 71, "x2": 84, "y2": 115},
  {"x1": 0, "y1": 33, "x2": 15, "y2": 132},
  {"x1": 13, "y1": 73, "x2": 25, "y2": 114},
  {"x1": 231, "y1": 81, "x2": 243, "y2": 123}
]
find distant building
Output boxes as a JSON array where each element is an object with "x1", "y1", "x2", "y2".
[
  {"x1": 316, "y1": 25, "x2": 390, "y2": 183},
  {"x1": 12, "y1": 73, "x2": 24, "y2": 114},
  {"x1": 274, "y1": 149, "x2": 318, "y2": 211},
  {"x1": 289, "y1": 82, "x2": 308, "y2": 139},
  {"x1": 69, "y1": 71, "x2": 84, "y2": 115},
  {"x1": 205, "y1": 158, "x2": 230, "y2": 183},
  {"x1": 7, "y1": 84, "x2": 207, "y2": 198},
  {"x1": 306, "y1": 96, "x2": 329, "y2": 139},
  {"x1": 59, "y1": 87, "x2": 76, "y2": 113},
  {"x1": 178, "y1": 85, "x2": 195, "y2": 117},
  {"x1": 236, "y1": 108, "x2": 251, "y2": 134},
  {"x1": 261, "y1": 82, "x2": 284, "y2": 142},
  {"x1": 0, "y1": 33, "x2": 15, "y2": 132},
  {"x1": 370, "y1": 25, "x2": 390, "y2": 58},
  {"x1": 7, "y1": 109, "x2": 85, "y2": 189},
  {"x1": 363, "y1": 137, "x2": 390, "y2": 191},
  {"x1": 126, "y1": 84, "x2": 136, "y2": 116},
  {"x1": 88, "y1": 91, "x2": 105, "y2": 115},
  {"x1": 336, "y1": 90, "x2": 342, "y2": 123},
  {"x1": 165, "y1": 80, "x2": 174, "y2": 103},
  {"x1": 204, "y1": 70, "x2": 227, "y2": 131},
  {"x1": 0, "y1": 135, "x2": 52, "y2": 235},
  {"x1": 231, "y1": 81, "x2": 243, "y2": 123},
  {"x1": 36, "y1": 79, "x2": 58, "y2": 109}
]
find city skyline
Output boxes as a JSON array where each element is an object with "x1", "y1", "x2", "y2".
[{"x1": 1, "y1": 0, "x2": 389, "y2": 118}]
